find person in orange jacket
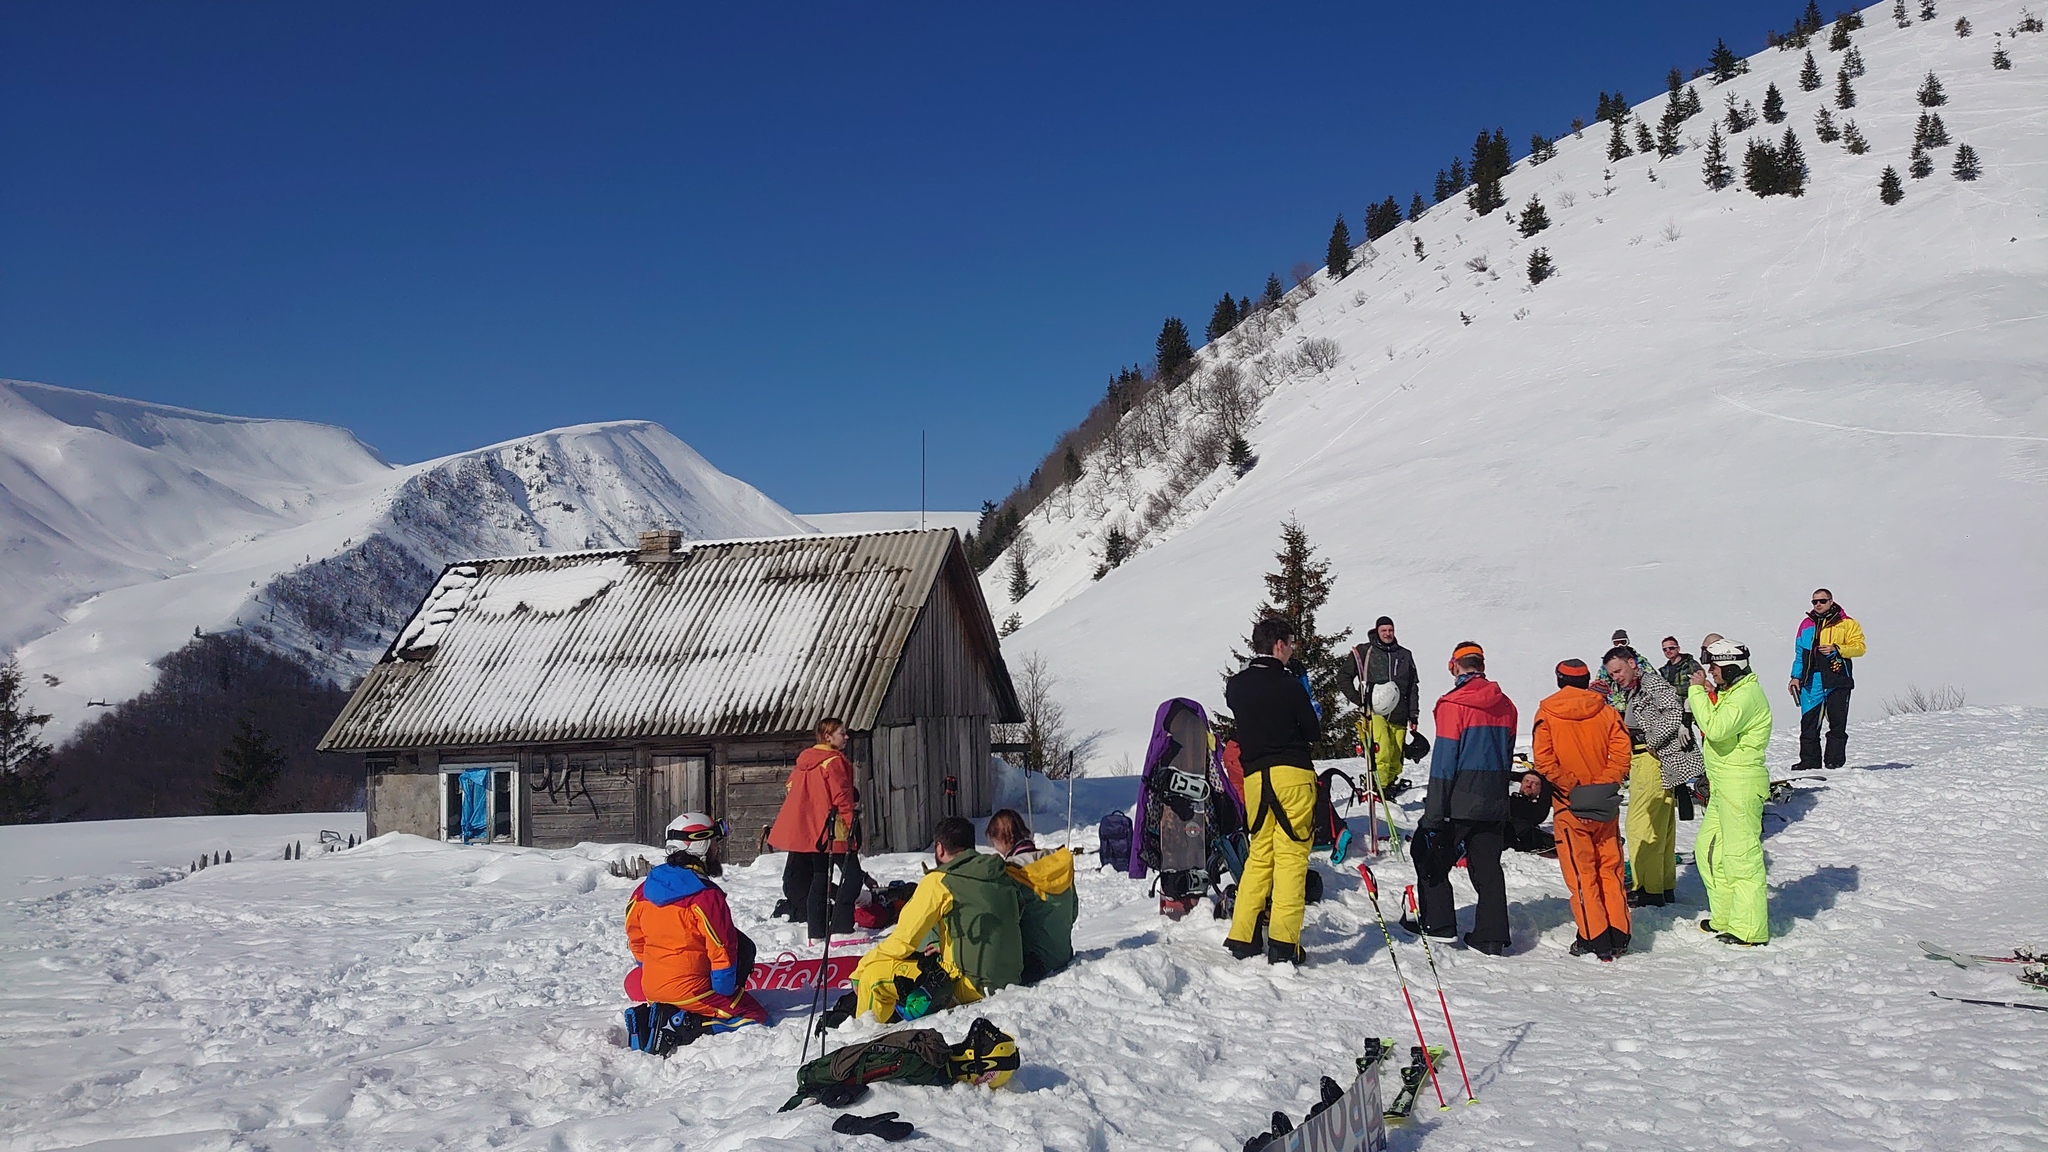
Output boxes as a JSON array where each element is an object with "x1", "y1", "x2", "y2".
[
  {"x1": 767, "y1": 717, "x2": 865, "y2": 942},
  {"x1": 622, "y1": 812, "x2": 768, "y2": 1053},
  {"x1": 1528, "y1": 659, "x2": 1635, "y2": 960}
]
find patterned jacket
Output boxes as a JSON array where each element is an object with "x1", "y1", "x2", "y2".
[{"x1": 1623, "y1": 666, "x2": 1706, "y2": 787}]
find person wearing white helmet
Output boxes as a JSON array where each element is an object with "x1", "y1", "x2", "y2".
[
  {"x1": 1687, "y1": 638, "x2": 1774, "y2": 947},
  {"x1": 622, "y1": 812, "x2": 768, "y2": 1053}
]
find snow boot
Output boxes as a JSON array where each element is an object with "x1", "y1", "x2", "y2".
[{"x1": 1267, "y1": 939, "x2": 1304, "y2": 966}]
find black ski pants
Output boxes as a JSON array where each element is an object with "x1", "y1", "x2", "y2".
[
  {"x1": 782, "y1": 851, "x2": 864, "y2": 939},
  {"x1": 1412, "y1": 819, "x2": 1510, "y2": 948},
  {"x1": 1798, "y1": 690, "x2": 1852, "y2": 770}
]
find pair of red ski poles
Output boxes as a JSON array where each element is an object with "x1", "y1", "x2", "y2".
[{"x1": 1359, "y1": 863, "x2": 1476, "y2": 1109}]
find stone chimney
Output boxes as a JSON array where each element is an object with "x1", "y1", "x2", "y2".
[{"x1": 637, "y1": 529, "x2": 683, "y2": 562}]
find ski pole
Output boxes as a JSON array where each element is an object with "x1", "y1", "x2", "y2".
[
  {"x1": 1401, "y1": 883, "x2": 1477, "y2": 1104},
  {"x1": 799, "y1": 851, "x2": 841, "y2": 1066},
  {"x1": 1358, "y1": 864, "x2": 1448, "y2": 1111}
]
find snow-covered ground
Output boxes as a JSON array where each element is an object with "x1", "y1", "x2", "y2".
[
  {"x1": 4, "y1": 710, "x2": 2042, "y2": 1151},
  {"x1": 986, "y1": 0, "x2": 2048, "y2": 770}
]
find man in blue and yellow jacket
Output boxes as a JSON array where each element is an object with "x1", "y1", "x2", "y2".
[{"x1": 1789, "y1": 589, "x2": 1867, "y2": 770}]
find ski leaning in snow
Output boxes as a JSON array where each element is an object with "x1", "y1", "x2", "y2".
[
  {"x1": 1929, "y1": 991, "x2": 2048, "y2": 1013},
  {"x1": 1915, "y1": 941, "x2": 2042, "y2": 967},
  {"x1": 1382, "y1": 1046, "x2": 1448, "y2": 1121}
]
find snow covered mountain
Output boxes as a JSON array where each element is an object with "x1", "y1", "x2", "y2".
[
  {"x1": 3, "y1": 380, "x2": 810, "y2": 740},
  {"x1": 985, "y1": 1, "x2": 2048, "y2": 770}
]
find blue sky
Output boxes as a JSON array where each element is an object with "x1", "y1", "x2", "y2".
[{"x1": 2, "y1": 1, "x2": 1795, "y2": 513}]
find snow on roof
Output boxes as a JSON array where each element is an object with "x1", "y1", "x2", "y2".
[{"x1": 319, "y1": 528, "x2": 1015, "y2": 751}]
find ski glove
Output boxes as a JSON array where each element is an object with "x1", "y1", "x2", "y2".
[
  {"x1": 832, "y1": 1112, "x2": 915, "y2": 1142},
  {"x1": 709, "y1": 964, "x2": 738, "y2": 998}
]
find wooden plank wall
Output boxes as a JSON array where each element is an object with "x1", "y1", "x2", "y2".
[
  {"x1": 872, "y1": 564, "x2": 1000, "y2": 832},
  {"x1": 529, "y1": 750, "x2": 637, "y2": 847},
  {"x1": 718, "y1": 737, "x2": 806, "y2": 865}
]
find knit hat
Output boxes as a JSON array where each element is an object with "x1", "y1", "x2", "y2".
[
  {"x1": 1611, "y1": 629, "x2": 1630, "y2": 645},
  {"x1": 1556, "y1": 658, "x2": 1592, "y2": 688},
  {"x1": 1702, "y1": 637, "x2": 1751, "y2": 672},
  {"x1": 1375, "y1": 616, "x2": 1395, "y2": 628}
]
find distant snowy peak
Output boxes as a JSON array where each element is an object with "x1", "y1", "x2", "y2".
[{"x1": 4, "y1": 383, "x2": 810, "y2": 741}]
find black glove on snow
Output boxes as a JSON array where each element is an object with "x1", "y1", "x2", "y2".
[{"x1": 832, "y1": 1111, "x2": 915, "y2": 1142}]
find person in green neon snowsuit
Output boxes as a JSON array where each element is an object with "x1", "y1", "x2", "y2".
[{"x1": 1686, "y1": 637, "x2": 1774, "y2": 945}]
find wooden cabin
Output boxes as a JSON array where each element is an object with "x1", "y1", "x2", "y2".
[{"x1": 318, "y1": 528, "x2": 1022, "y2": 862}]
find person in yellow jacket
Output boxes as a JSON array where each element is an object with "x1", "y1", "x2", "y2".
[
  {"x1": 1789, "y1": 589, "x2": 1868, "y2": 771},
  {"x1": 848, "y1": 816, "x2": 1024, "y2": 1023},
  {"x1": 1687, "y1": 638, "x2": 1774, "y2": 946},
  {"x1": 986, "y1": 808, "x2": 1078, "y2": 983},
  {"x1": 1222, "y1": 616, "x2": 1323, "y2": 966}
]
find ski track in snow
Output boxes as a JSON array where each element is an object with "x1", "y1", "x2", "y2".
[
  {"x1": 1718, "y1": 392, "x2": 2048, "y2": 442},
  {"x1": 3, "y1": 711, "x2": 2044, "y2": 1151}
]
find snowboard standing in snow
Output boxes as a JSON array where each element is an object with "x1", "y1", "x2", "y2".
[{"x1": 1132, "y1": 698, "x2": 1246, "y2": 919}]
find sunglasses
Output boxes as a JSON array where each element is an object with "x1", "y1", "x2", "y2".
[
  {"x1": 1662, "y1": 644, "x2": 1680, "y2": 651},
  {"x1": 1812, "y1": 598, "x2": 1832, "y2": 606}
]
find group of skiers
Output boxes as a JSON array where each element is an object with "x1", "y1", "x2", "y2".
[
  {"x1": 621, "y1": 718, "x2": 1078, "y2": 1052},
  {"x1": 1228, "y1": 591, "x2": 1865, "y2": 963},
  {"x1": 620, "y1": 593, "x2": 1864, "y2": 1050}
]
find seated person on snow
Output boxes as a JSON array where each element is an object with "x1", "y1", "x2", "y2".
[
  {"x1": 848, "y1": 816, "x2": 1024, "y2": 1023},
  {"x1": 622, "y1": 812, "x2": 768, "y2": 1051},
  {"x1": 985, "y1": 807, "x2": 1078, "y2": 983}
]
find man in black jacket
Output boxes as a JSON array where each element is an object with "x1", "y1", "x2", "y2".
[
  {"x1": 1345, "y1": 616, "x2": 1420, "y2": 797},
  {"x1": 1223, "y1": 615, "x2": 1323, "y2": 966}
]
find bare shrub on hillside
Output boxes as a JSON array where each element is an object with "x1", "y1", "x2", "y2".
[
  {"x1": 1290, "y1": 263, "x2": 1319, "y2": 296},
  {"x1": 1141, "y1": 426, "x2": 1228, "y2": 533},
  {"x1": 1207, "y1": 363, "x2": 1258, "y2": 440},
  {"x1": 1248, "y1": 352, "x2": 1290, "y2": 392},
  {"x1": 1295, "y1": 337, "x2": 1342, "y2": 375},
  {"x1": 1883, "y1": 683, "x2": 1966, "y2": 715},
  {"x1": 1000, "y1": 652, "x2": 1101, "y2": 778},
  {"x1": 1465, "y1": 254, "x2": 1490, "y2": 273}
]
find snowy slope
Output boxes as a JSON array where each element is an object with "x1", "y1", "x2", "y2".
[
  {"x1": 800, "y1": 509, "x2": 983, "y2": 536},
  {"x1": 2, "y1": 709, "x2": 2042, "y2": 1149},
  {"x1": 3, "y1": 382, "x2": 811, "y2": 740},
  {"x1": 986, "y1": 2, "x2": 2048, "y2": 768}
]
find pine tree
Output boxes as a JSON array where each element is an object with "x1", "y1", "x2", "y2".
[
  {"x1": 1529, "y1": 133, "x2": 1557, "y2": 164},
  {"x1": 1156, "y1": 317, "x2": 1194, "y2": 380},
  {"x1": 1527, "y1": 247, "x2": 1555, "y2": 284},
  {"x1": 1710, "y1": 39, "x2": 1742, "y2": 82},
  {"x1": 1465, "y1": 129, "x2": 1510, "y2": 215},
  {"x1": 1448, "y1": 157, "x2": 1467, "y2": 192},
  {"x1": 1703, "y1": 123, "x2": 1735, "y2": 188},
  {"x1": 1800, "y1": 0, "x2": 1825, "y2": 35},
  {"x1": 1814, "y1": 106, "x2": 1840, "y2": 142},
  {"x1": 1893, "y1": 0, "x2": 1911, "y2": 27},
  {"x1": 1910, "y1": 145, "x2": 1934, "y2": 178},
  {"x1": 1800, "y1": 50, "x2": 1824, "y2": 90},
  {"x1": 1227, "y1": 435, "x2": 1254, "y2": 475},
  {"x1": 1634, "y1": 118, "x2": 1656, "y2": 153},
  {"x1": 1778, "y1": 128, "x2": 1808, "y2": 196},
  {"x1": 1605, "y1": 91, "x2": 1629, "y2": 123},
  {"x1": 1726, "y1": 94, "x2": 1757, "y2": 132},
  {"x1": 1609, "y1": 115, "x2": 1634, "y2": 159},
  {"x1": 0, "y1": 660, "x2": 56, "y2": 825},
  {"x1": 1954, "y1": 16, "x2": 1971, "y2": 35},
  {"x1": 1685, "y1": 86, "x2": 1705, "y2": 119},
  {"x1": 1656, "y1": 115, "x2": 1683, "y2": 158},
  {"x1": 1433, "y1": 169, "x2": 1450, "y2": 203},
  {"x1": 1743, "y1": 136, "x2": 1781, "y2": 195},
  {"x1": 1063, "y1": 447, "x2": 1083, "y2": 485},
  {"x1": 1830, "y1": 16, "x2": 1853, "y2": 50},
  {"x1": 209, "y1": 718, "x2": 285, "y2": 816},
  {"x1": 1920, "y1": 0, "x2": 1937, "y2": 20},
  {"x1": 1879, "y1": 165, "x2": 1905, "y2": 203},
  {"x1": 1844, "y1": 45, "x2": 1866, "y2": 76},
  {"x1": 1409, "y1": 192, "x2": 1428, "y2": 220},
  {"x1": 1364, "y1": 197, "x2": 1403, "y2": 242},
  {"x1": 1595, "y1": 91, "x2": 1615, "y2": 122},
  {"x1": 1206, "y1": 294, "x2": 1240, "y2": 342},
  {"x1": 1951, "y1": 142, "x2": 1982, "y2": 179},
  {"x1": 1326, "y1": 215, "x2": 1353, "y2": 279},
  {"x1": 1763, "y1": 83, "x2": 1787, "y2": 123},
  {"x1": 1836, "y1": 69, "x2": 1857, "y2": 108},
  {"x1": 1101, "y1": 526, "x2": 1133, "y2": 571},
  {"x1": 1263, "y1": 274, "x2": 1285, "y2": 307},
  {"x1": 1517, "y1": 193, "x2": 1550, "y2": 236},
  {"x1": 1007, "y1": 549, "x2": 1030, "y2": 604},
  {"x1": 1245, "y1": 519, "x2": 1354, "y2": 756},
  {"x1": 1916, "y1": 110, "x2": 1950, "y2": 147},
  {"x1": 1993, "y1": 44, "x2": 2012, "y2": 69},
  {"x1": 1919, "y1": 71, "x2": 1947, "y2": 105},
  {"x1": 1842, "y1": 119, "x2": 1869, "y2": 153},
  {"x1": 1839, "y1": 8, "x2": 1864, "y2": 30}
]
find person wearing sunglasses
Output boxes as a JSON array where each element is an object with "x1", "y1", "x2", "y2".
[
  {"x1": 768, "y1": 718, "x2": 867, "y2": 944},
  {"x1": 622, "y1": 812, "x2": 768, "y2": 1052},
  {"x1": 1656, "y1": 636, "x2": 1702, "y2": 735},
  {"x1": 1788, "y1": 589, "x2": 1867, "y2": 771}
]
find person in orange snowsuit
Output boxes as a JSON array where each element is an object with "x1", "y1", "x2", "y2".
[
  {"x1": 1528, "y1": 659, "x2": 1635, "y2": 960},
  {"x1": 622, "y1": 813, "x2": 768, "y2": 1053}
]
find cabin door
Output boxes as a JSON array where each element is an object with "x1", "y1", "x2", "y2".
[{"x1": 648, "y1": 755, "x2": 708, "y2": 842}]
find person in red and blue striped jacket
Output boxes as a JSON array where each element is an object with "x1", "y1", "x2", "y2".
[{"x1": 1410, "y1": 641, "x2": 1521, "y2": 956}]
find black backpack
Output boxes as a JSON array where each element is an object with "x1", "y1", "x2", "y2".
[
  {"x1": 1098, "y1": 810, "x2": 1133, "y2": 872},
  {"x1": 1311, "y1": 768, "x2": 1358, "y2": 850}
]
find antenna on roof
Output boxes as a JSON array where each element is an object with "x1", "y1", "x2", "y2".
[{"x1": 920, "y1": 429, "x2": 926, "y2": 531}]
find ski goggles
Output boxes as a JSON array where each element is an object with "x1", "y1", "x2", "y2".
[{"x1": 668, "y1": 819, "x2": 729, "y2": 844}]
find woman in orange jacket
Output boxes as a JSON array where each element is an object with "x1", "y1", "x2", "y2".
[
  {"x1": 767, "y1": 717, "x2": 865, "y2": 942},
  {"x1": 1528, "y1": 659, "x2": 1635, "y2": 960}
]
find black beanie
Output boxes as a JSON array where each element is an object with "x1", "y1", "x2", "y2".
[{"x1": 1375, "y1": 616, "x2": 1394, "y2": 628}]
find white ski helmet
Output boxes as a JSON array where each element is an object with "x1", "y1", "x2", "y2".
[
  {"x1": 663, "y1": 812, "x2": 727, "y2": 860},
  {"x1": 1702, "y1": 637, "x2": 1751, "y2": 673}
]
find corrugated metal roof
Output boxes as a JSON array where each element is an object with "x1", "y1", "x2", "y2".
[{"x1": 319, "y1": 528, "x2": 1017, "y2": 752}]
